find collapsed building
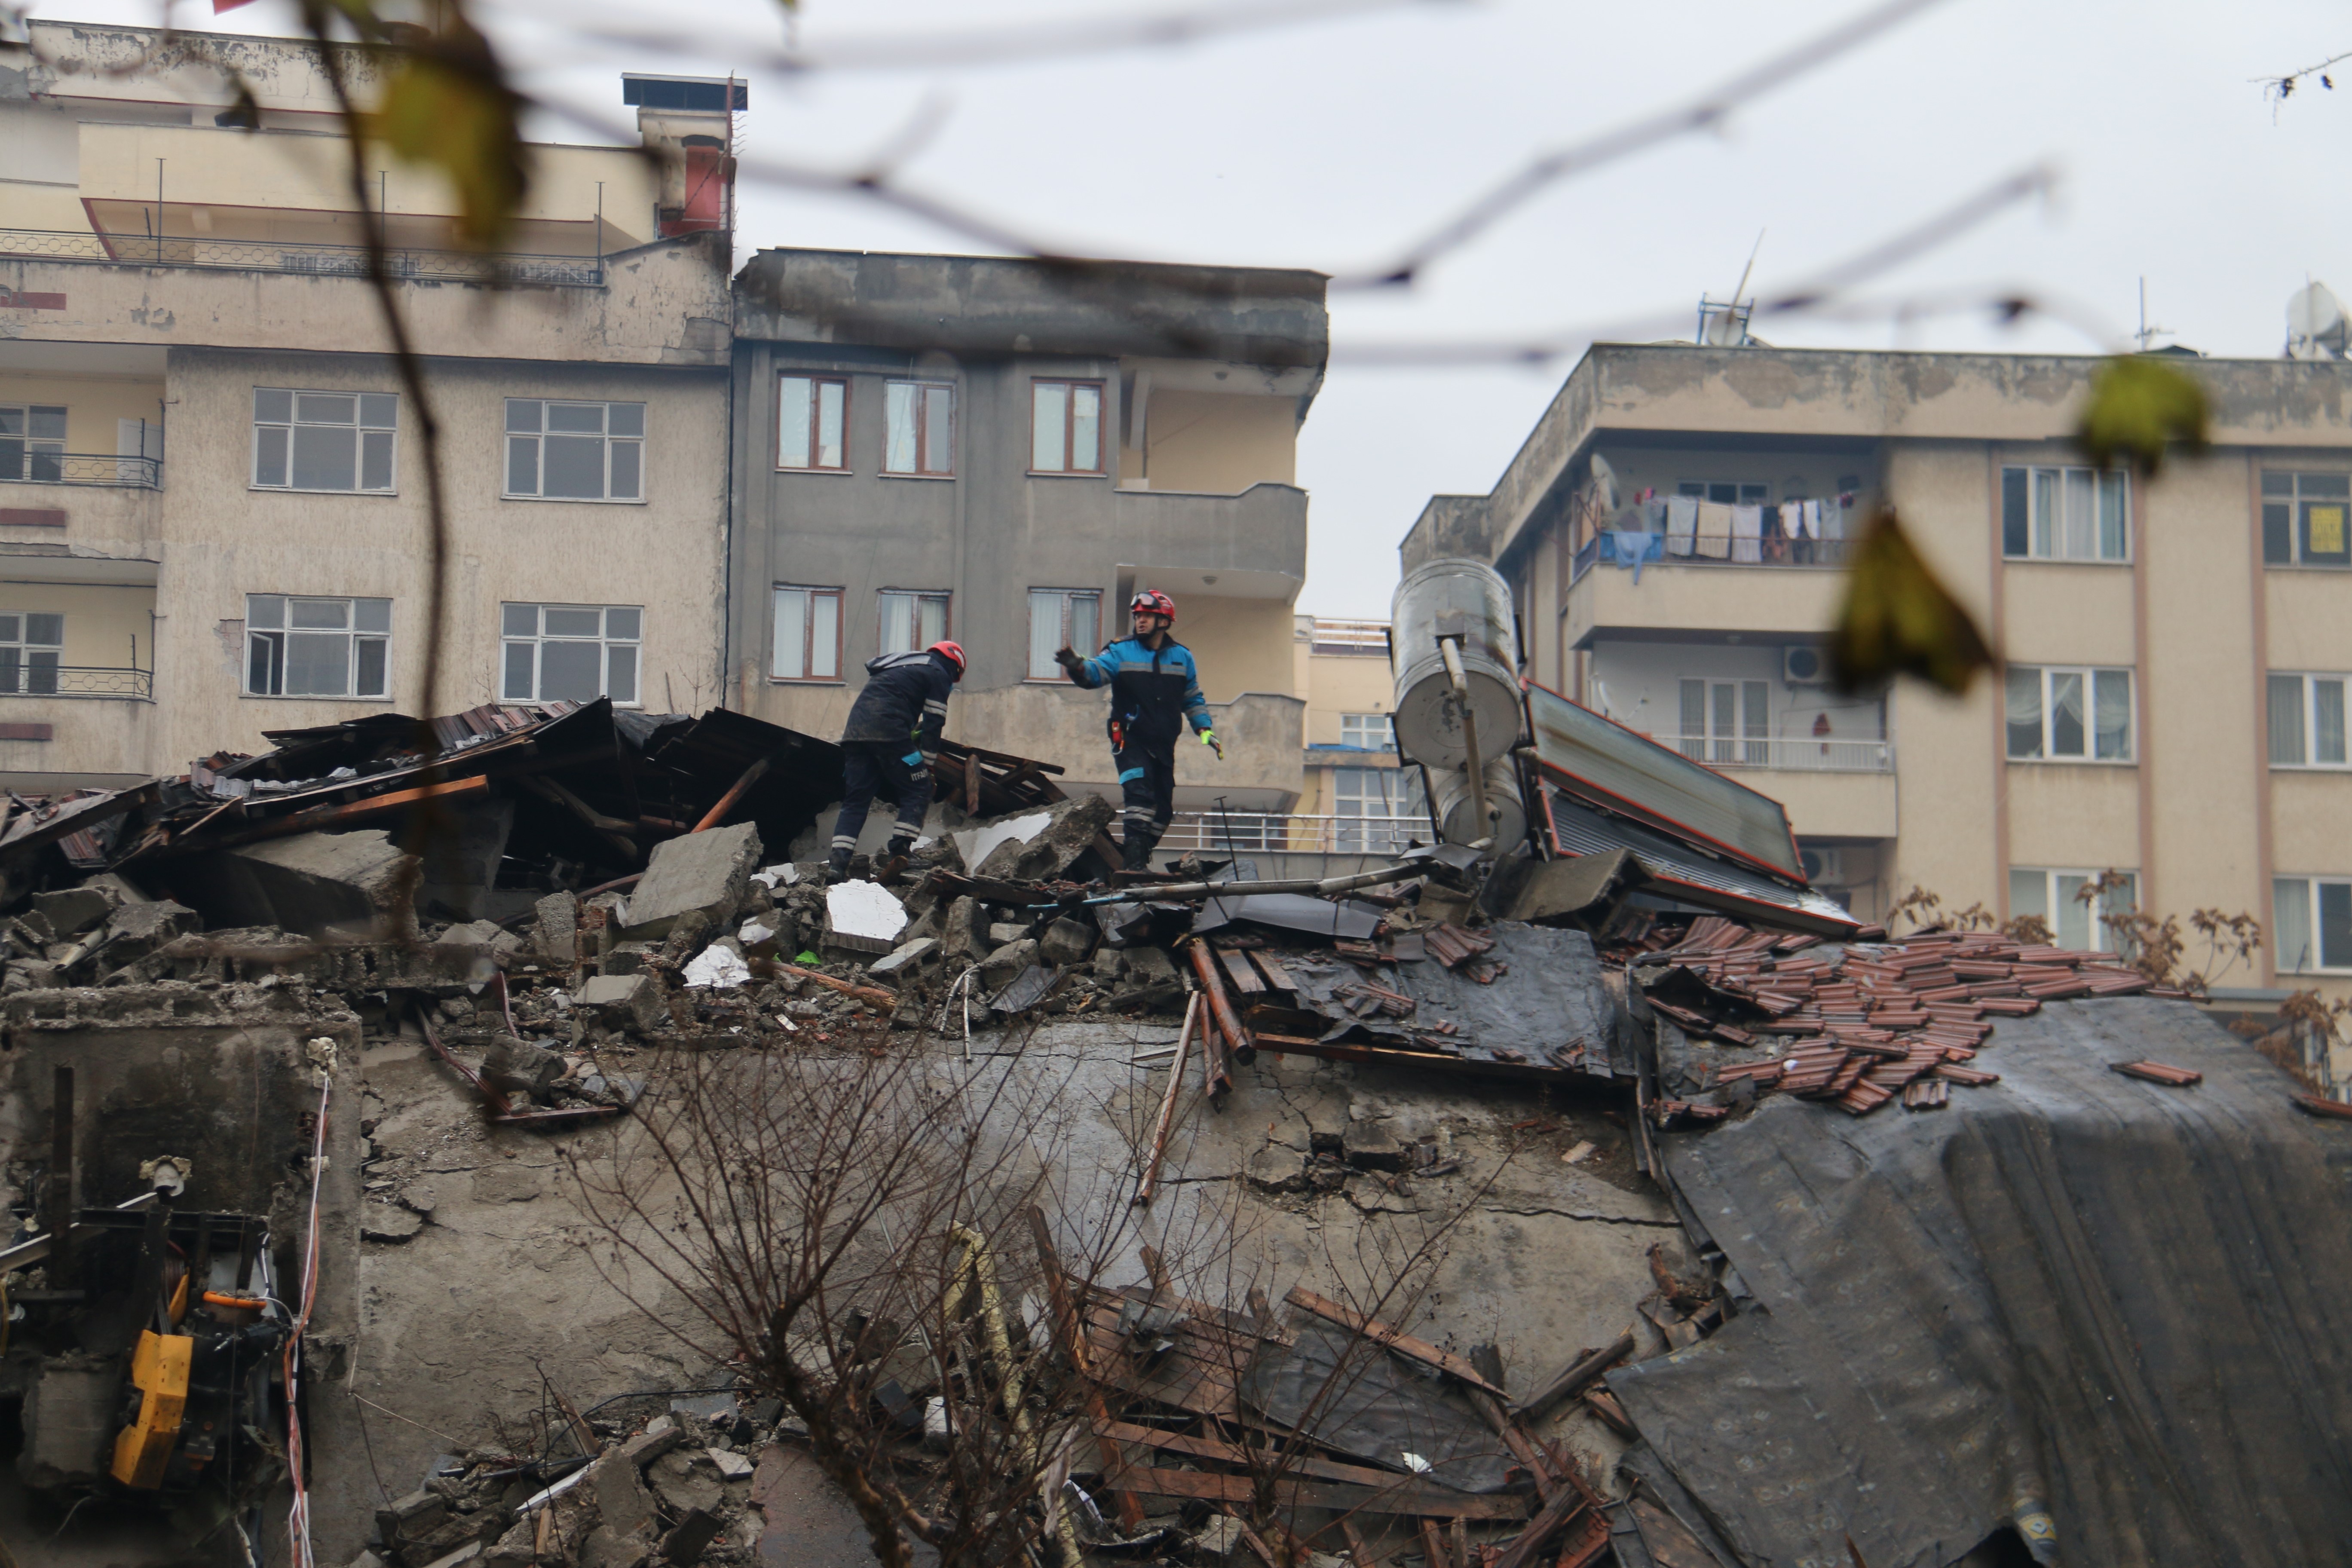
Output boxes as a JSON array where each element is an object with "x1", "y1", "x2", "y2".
[{"x1": 0, "y1": 562, "x2": 2348, "y2": 1568}]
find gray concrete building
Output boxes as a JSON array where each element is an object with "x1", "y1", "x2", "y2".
[{"x1": 726, "y1": 249, "x2": 1328, "y2": 813}]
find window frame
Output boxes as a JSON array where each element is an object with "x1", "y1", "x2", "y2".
[
  {"x1": 1677, "y1": 677, "x2": 1772, "y2": 766},
  {"x1": 882, "y1": 381, "x2": 956, "y2": 478},
  {"x1": 1026, "y1": 588, "x2": 1101, "y2": 681},
  {"x1": 1331, "y1": 765, "x2": 1430, "y2": 852},
  {"x1": 770, "y1": 584, "x2": 845, "y2": 683},
  {"x1": 2004, "y1": 663, "x2": 2135, "y2": 763},
  {"x1": 2275, "y1": 875, "x2": 2352, "y2": 974},
  {"x1": 2261, "y1": 470, "x2": 2352, "y2": 568},
  {"x1": 250, "y1": 388, "x2": 398, "y2": 495},
  {"x1": 0, "y1": 611, "x2": 64, "y2": 695},
  {"x1": 1338, "y1": 713, "x2": 1396, "y2": 751},
  {"x1": 1675, "y1": 480, "x2": 1770, "y2": 505},
  {"x1": 242, "y1": 593, "x2": 392, "y2": 699},
  {"x1": 1029, "y1": 379, "x2": 1107, "y2": 477},
  {"x1": 2267, "y1": 671, "x2": 2352, "y2": 769},
  {"x1": 1999, "y1": 464, "x2": 2132, "y2": 563},
  {"x1": 775, "y1": 374, "x2": 851, "y2": 474},
  {"x1": 502, "y1": 399, "x2": 646, "y2": 504},
  {"x1": 876, "y1": 589, "x2": 952, "y2": 657},
  {"x1": 0, "y1": 404, "x2": 68, "y2": 484},
  {"x1": 2009, "y1": 866, "x2": 2138, "y2": 954},
  {"x1": 499, "y1": 602, "x2": 643, "y2": 706}
]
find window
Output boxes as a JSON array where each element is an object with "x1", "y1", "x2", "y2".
[
  {"x1": 2262, "y1": 471, "x2": 2352, "y2": 567},
  {"x1": 777, "y1": 376, "x2": 847, "y2": 472},
  {"x1": 501, "y1": 603, "x2": 640, "y2": 704},
  {"x1": 772, "y1": 585, "x2": 842, "y2": 681},
  {"x1": 1676, "y1": 480, "x2": 1770, "y2": 505},
  {"x1": 1333, "y1": 766, "x2": 1429, "y2": 852},
  {"x1": 0, "y1": 613, "x2": 63, "y2": 694},
  {"x1": 2274, "y1": 876, "x2": 2352, "y2": 973},
  {"x1": 1031, "y1": 380, "x2": 1104, "y2": 475},
  {"x1": 1679, "y1": 678, "x2": 1770, "y2": 765},
  {"x1": 1027, "y1": 589, "x2": 1101, "y2": 680},
  {"x1": 2268, "y1": 672, "x2": 2349, "y2": 767},
  {"x1": 245, "y1": 594, "x2": 390, "y2": 698},
  {"x1": 252, "y1": 389, "x2": 397, "y2": 493},
  {"x1": 2009, "y1": 868, "x2": 2137, "y2": 953},
  {"x1": 1339, "y1": 713, "x2": 1395, "y2": 750},
  {"x1": 2005, "y1": 665, "x2": 2133, "y2": 761},
  {"x1": 884, "y1": 382, "x2": 954, "y2": 477},
  {"x1": 877, "y1": 590, "x2": 950, "y2": 655},
  {"x1": 2000, "y1": 466, "x2": 2129, "y2": 561},
  {"x1": 0, "y1": 406, "x2": 66, "y2": 483},
  {"x1": 504, "y1": 400, "x2": 643, "y2": 501}
]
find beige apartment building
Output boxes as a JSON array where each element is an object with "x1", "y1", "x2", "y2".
[
  {"x1": 1403, "y1": 343, "x2": 2352, "y2": 1022},
  {"x1": 0, "y1": 23, "x2": 736, "y2": 779}
]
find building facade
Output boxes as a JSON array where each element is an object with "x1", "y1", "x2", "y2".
[
  {"x1": 726, "y1": 248, "x2": 1326, "y2": 814},
  {"x1": 0, "y1": 24, "x2": 736, "y2": 779},
  {"x1": 1403, "y1": 343, "x2": 2352, "y2": 1018}
]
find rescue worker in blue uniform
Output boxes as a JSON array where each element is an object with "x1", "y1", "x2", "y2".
[
  {"x1": 826, "y1": 640, "x2": 965, "y2": 879},
  {"x1": 1056, "y1": 589, "x2": 1221, "y2": 870}
]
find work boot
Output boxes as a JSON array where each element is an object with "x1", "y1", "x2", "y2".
[
  {"x1": 1121, "y1": 829, "x2": 1160, "y2": 873},
  {"x1": 825, "y1": 847, "x2": 853, "y2": 881},
  {"x1": 876, "y1": 838, "x2": 914, "y2": 882}
]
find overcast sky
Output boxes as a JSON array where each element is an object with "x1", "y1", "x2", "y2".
[{"x1": 29, "y1": 0, "x2": 2352, "y2": 614}]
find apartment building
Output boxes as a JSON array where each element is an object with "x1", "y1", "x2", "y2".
[
  {"x1": 726, "y1": 248, "x2": 1326, "y2": 814},
  {"x1": 0, "y1": 24, "x2": 737, "y2": 778},
  {"x1": 1402, "y1": 342, "x2": 2352, "y2": 1011}
]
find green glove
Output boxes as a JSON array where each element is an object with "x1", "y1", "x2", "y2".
[{"x1": 1200, "y1": 729, "x2": 1223, "y2": 760}]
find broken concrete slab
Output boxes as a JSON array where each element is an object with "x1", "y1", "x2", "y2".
[
  {"x1": 659, "y1": 1508, "x2": 724, "y2": 1565},
  {"x1": 940, "y1": 897, "x2": 986, "y2": 965},
  {"x1": 533, "y1": 891, "x2": 579, "y2": 963},
  {"x1": 481, "y1": 1035, "x2": 564, "y2": 1097},
  {"x1": 961, "y1": 795, "x2": 1114, "y2": 882},
  {"x1": 1342, "y1": 1123, "x2": 1406, "y2": 1173},
  {"x1": 102, "y1": 897, "x2": 200, "y2": 961},
  {"x1": 979, "y1": 938, "x2": 1038, "y2": 989},
  {"x1": 15, "y1": 1354, "x2": 116, "y2": 1488},
  {"x1": 869, "y1": 937, "x2": 937, "y2": 988},
  {"x1": 823, "y1": 879, "x2": 907, "y2": 952},
  {"x1": 1039, "y1": 917, "x2": 1095, "y2": 967},
  {"x1": 1245, "y1": 1147, "x2": 1308, "y2": 1194},
  {"x1": 591, "y1": 1453, "x2": 658, "y2": 1541},
  {"x1": 469, "y1": 1164, "x2": 543, "y2": 1204},
  {"x1": 362, "y1": 1201, "x2": 426, "y2": 1241},
  {"x1": 579, "y1": 973, "x2": 666, "y2": 1035},
  {"x1": 171, "y1": 828, "x2": 421, "y2": 939},
  {"x1": 624, "y1": 823, "x2": 762, "y2": 938},
  {"x1": 579, "y1": 1527, "x2": 651, "y2": 1568},
  {"x1": 32, "y1": 884, "x2": 116, "y2": 937},
  {"x1": 646, "y1": 1449, "x2": 724, "y2": 1514}
]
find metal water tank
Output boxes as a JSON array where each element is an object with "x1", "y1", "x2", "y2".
[
  {"x1": 1424, "y1": 755, "x2": 1528, "y2": 854},
  {"x1": 1390, "y1": 558, "x2": 1522, "y2": 770}
]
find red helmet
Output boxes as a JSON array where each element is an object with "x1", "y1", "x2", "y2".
[
  {"x1": 1130, "y1": 589, "x2": 1176, "y2": 624},
  {"x1": 928, "y1": 640, "x2": 966, "y2": 679}
]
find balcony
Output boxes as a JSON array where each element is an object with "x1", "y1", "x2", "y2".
[
  {"x1": 1649, "y1": 734, "x2": 1891, "y2": 773},
  {"x1": 1159, "y1": 811, "x2": 1431, "y2": 856},
  {"x1": 1572, "y1": 530, "x2": 1855, "y2": 582},
  {"x1": 0, "y1": 228, "x2": 604, "y2": 288},
  {"x1": 0, "y1": 666, "x2": 153, "y2": 700},
  {"x1": 0, "y1": 453, "x2": 161, "y2": 490},
  {"x1": 1565, "y1": 536, "x2": 1849, "y2": 649}
]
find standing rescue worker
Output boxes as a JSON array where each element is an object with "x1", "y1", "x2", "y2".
[
  {"x1": 1056, "y1": 590, "x2": 1221, "y2": 870},
  {"x1": 826, "y1": 640, "x2": 965, "y2": 879}
]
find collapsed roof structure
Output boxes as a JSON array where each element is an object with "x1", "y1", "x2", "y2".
[{"x1": 0, "y1": 561, "x2": 2346, "y2": 1568}]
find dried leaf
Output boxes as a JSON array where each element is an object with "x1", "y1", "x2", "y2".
[
  {"x1": 1828, "y1": 505, "x2": 1994, "y2": 696},
  {"x1": 2073, "y1": 355, "x2": 2210, "y2": 478},
  {"x1": 364, "y1": 14, "x2": 527, "y2": 245}
]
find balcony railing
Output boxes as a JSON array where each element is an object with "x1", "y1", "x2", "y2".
[
  {"x1": 1649, "y1": 733, "x2": 1893, "y2": 773},
  {"x1": 1159, "y1": 811, "x2": 1435, "y2": 857},
  {"x1": 0, "y1": 666, "x2": 153, "y2": 699},
  {"x1": 0, "y1": 228, "x2": 604, "y2": 288},
  {"x1": 1573, "y1": 531, "x2": 1855, "y2": 584},
  {"x1": 0, "y1": 453, "x2": 161, "y2": 490}
]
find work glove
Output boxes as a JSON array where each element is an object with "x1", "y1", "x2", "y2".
[
  {"x1": 1054, "y1": 646, "x2": 1084, "y2": 676},
  {"x1": 1200, "y1": 729, "x2": 1223, "y2": 760}
]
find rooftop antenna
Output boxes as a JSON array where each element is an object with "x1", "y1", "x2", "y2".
[
  {"x1": 2132, "y1": 276, "x2": 2171, "y2": 352},
  {"x1": 1698, "y1": 230, "x2": 1764, "y2": 346}
]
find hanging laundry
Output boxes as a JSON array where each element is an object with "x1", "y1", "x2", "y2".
[
  {"x1": 1730, "y1": 504, "x2": 1764, "y2": 564},
  {"x1": 1695, "y1": 500, "x2": 1734, "y2": 558},
  {"x1": 1666, "y1": 494, "x2": 1700, "y2": 556},
  {"x1": 1801, "y1": 499, "x2": 1822, "y2": 539},
  {"x1": 1609, "y1": 528, "x2": 1663, "y2": 584}
]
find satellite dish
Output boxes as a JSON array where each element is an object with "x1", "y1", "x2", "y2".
[
  {"x1": 1589, "y1": 453, "x2": 1623, "y2": 514},
  {"x1": 2287, "y1": 282, "x2": 2348, "y2": 358}
]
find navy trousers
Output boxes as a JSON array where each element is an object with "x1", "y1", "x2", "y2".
[{"x1": 830, "y1": 742, "x2": 931, "y2": 862}]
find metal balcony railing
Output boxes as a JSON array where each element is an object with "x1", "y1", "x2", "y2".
[
  {"x1": 1651, "y1": 733, "x2": 1893, "y2": 773},
  {"x1": 0, "y1": 227, "x2": 603, "y2": 288},
  {"x1": 0, "y1": 453, "x2": 161, "y2": 489},
  {"x1": 1159, "y1": 811, "x2": 1436, "y2": 856},
  {"x1": 0, "y1": 666, "x2": 153, "y2": 699}
]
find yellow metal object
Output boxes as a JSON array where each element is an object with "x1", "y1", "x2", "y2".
[{"x1": 109, "y1": 1329, "x2": 192, "y2": 1489}]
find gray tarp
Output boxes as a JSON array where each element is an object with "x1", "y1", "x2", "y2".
[{"x1": 1611, "y1": 997, "x2": 2352, "y2": 1568}]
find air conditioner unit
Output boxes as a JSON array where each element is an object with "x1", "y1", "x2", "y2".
[
  {"x1": 1782, "y1": 644, "x2": 1828, "y2": 686},
  {"x1": 1800, "y1": 846, "x2": 1845, "y2": 884}
]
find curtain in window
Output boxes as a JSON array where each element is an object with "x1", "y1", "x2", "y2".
[
  {"x1": 2063, "y1": 469, "x2": 2096, "y2": 559},
  {"x1": 2054, "y1": 872, "x2": 2093, "y2": 951},
  {"x1": 885, "y1": 384, "x2": 917, "y2": 473},
  {"x1": 1027, "y1": 591, "x2": 1063, "y2": 679},
  {"x1": 2316, "y1": 678, "x2": 2347, "y2": 764},
  {"x1": 2031, "y1": 470, "x2": 2059, "y2": 556},
  {"x1": 2092, "y1": 670, "x2": 2131, "y2": 760},
  {"x1": 2098, "y1": 472, "x2": 2129, "y2": 559},
  {"x1": 2270, "y1": 674, "x2": 2309, "y2": 765},
  {"x1": 2275, "y1": 878, "x2": 2314, "y2": 972},
  {"x1": 2049, "y1": 671, "x2": 2086, "y2": 756},
  {"x1": 879, "y1": 595, "x2": 915, "y2": 655},
  {"x1": 773, "y1": 590, "x2": 808, "y2": 680},
  {"x1": 2005, "y1": 666, "x2": 2043, "y2": 757}
]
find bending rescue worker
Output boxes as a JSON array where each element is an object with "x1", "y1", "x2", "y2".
[
  {"x1": 1057, "y1": 589, "x2": 1221, "y2": 870},
  {"x1": 826, "y1": 639, "x2": 966, "y2": 879}
]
